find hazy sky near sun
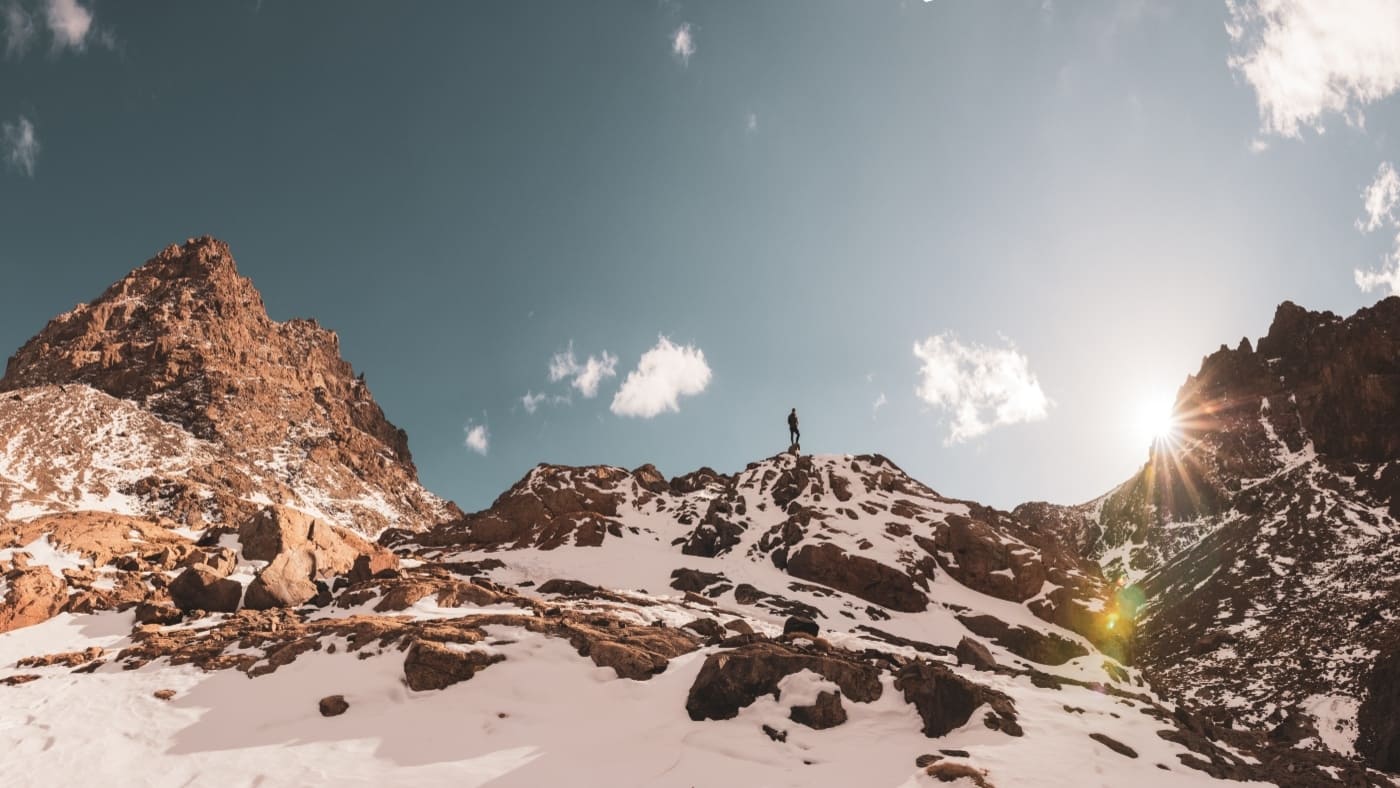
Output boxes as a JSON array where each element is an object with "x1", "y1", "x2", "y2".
[{"x1": 2, "y1": 1, "x2": 1399, "y2": 512}]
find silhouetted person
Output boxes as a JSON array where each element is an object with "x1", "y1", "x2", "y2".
[{"x1": 788, "y1": 408, "x2": 800, "y2": 447}]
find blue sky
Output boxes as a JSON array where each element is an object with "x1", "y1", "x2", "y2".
[{"x1": 2, "y1": 1, "x2": 1399, "y2": 512}]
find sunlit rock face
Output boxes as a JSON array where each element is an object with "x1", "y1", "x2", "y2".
[
  {"x1": 0, "y1": 237, "x2": 457, "y2": 534},
  {"x1": 1019, "y1": 296, "x2": 1400, "y2": 770}
]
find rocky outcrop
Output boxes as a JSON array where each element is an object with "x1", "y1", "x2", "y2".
[
  {"x1": 786, "y1": 543, "x2": 927, "y2": 613},
  {"x1": 0, "y1": 567, "x2": 66, "y2": 633},
  {"x1": 685, "y1": 641, "x2": 882, "y2": 721},
  {"x1": 402, "y1": 639, "x2": 505, "y2": 691},
  {"x1": 168, "y1": 564, "x2": 242, "y2": 613},
  {"x1": 0, "y1": 237, "x2": 455, "y2": 532},
  {"x1": 896, "y1": 660, "x2": 1021, "y2": 738},
  {"x1": 957, "y1": 615, "x2": 1088, "y2": 666},
  {"x1": 789, "y1": 690, "x2": 847, "y2": 729},
  {"x1": 243, "y1": 550, "x2": 319, "y2": 610}
]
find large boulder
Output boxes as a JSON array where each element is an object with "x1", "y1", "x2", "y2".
[
  {"x1": 896, "y1": 660, "x2": 1021, "y2": 738},
  {"x1": 239, "y1": 505, "x2": 397, "y2": 581},
  {"x1": 786, "y1": 542, "x2": 927, "y2": 613},
  {"x1": 243, "y1": 550, "x2": 318, "y2": 610},
  {"x1": 402, "y1": 639, "x2": 505, "y2": 691},
  {"x1": 0, "y1": 567, "x2": 67, "y2": 633},
  {"x1": 168, "y1": 564, "x2": 243, "y2": 613},
  {"x1": 685, "y1": 640, "x2": 882, "y2": 721}
]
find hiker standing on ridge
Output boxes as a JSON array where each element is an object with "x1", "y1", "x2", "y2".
[{"x1": 788, "y1": 408, "x2": 800, "y2": 447}]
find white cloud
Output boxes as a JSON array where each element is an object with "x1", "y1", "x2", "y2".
[
  {"x1": 1227, "y1": 0, "x2": 1400, "y2": 138},
  {"x1": 745, "y1": 112, "x2": 758, "y2": 132},
  {"x1": 1358, "y1": 161, "x2": 1400, "y2": 232},
  {"x1": 548, "y1": 342, "x2": 618, "y2": 398},
  {"x1": 464, "y1": 423, "x2": 489, "y2": 455},
  {"x1": 521, "y1": 390, "x2": 570, "y2": 415},
  {"x1": 671, "y1": 23, "x2": 694, "y2": 65},
  {"x1": 3, "y1": 1, "x2": 34, "y2": 58},
  {"x1": 1355, "y1": 258, "x2": 1400, "y2": 294},
  {"x1": 872, "y1": 392, "x2": 888, "y2": 418},
  {"x1": 3, "y1": 115, "x2": 38, "y2": 177},
  {"x1": 610, "y1": 336, "x2": 711, "y2": 418},
  {"x1": 913, "y1": 333, "x2": 1051, "y2": 445},
  {"x1": 1355, "y1": 160, "x2": 1400, "y2": 295},
  {"x1": 43, "y1": 0, "x2": 92, "y2": 51}
]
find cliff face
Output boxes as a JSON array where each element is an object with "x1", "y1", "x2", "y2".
[
  {"x1": 1018, "y1": 296, "x2": 1400, "y2": 770},
  {"x1": 0, "y1": 237, "x2": 457, "y2": 533}
]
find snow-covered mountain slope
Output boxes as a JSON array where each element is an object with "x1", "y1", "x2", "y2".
[
  {"x1": 0, "y1": 238, "x2": 456, "y2": 533},
  {"x1": 2, "y1": 238, "x2": 1397, "y2": 786},
  {"x1": 6, "y1": 450, "x2": 1388, "y2": 787},
  {"x1": 1018, "y1": 297, "x2": 1400, "y2": 773}
]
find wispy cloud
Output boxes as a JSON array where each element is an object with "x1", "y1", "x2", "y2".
[
  {"x1": 1358, "y1": 161, "x2": 1400, "y2": 232},
  {"x1": 745, "y1": 112, "x2": 758, "y2": 133},
  {"x1": 2, "y1": 1, "x2": 34, "y2": 58},
  {"x1": 43, "y1": 0, "x2": 92, "y2": 51},
  {"x1": 611, "y1": 336, "x2": 711, "y2": 418},
  {"x1": 872, "y1": 392, "x2": 888, "y2": 418},
  {"x1": 1227, "y1": 0, "x2": 1400, "y2": 138},
  {"x1": 521, "y1": 390, "x2": 570, "y2": 415},
  {"x1": 913, "y1": 333, "x2": 1051, "y2": 444},
  {"x1": 1356, "y1": 161, "x2": 1400, "y2": 295},
  {"x1": 464, "y1": 423, "x2": 489, "y2": 456},
  {"x1": 548, "y1": 342, "x2": 618, "y2": 398},
  {"x1": 671, "y1": 22, "x2": 695, "y2": 65},
  {"x1": 3, "y1": 115, "x2": 38, "y2": 177}
]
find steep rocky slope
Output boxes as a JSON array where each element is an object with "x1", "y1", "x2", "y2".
[
  {"x1": 1018, "y1": 297, "x2": 1400, "y2": 772},
  {"x1": 0, "y1": 237, "x2": 456, "y2": 533}
]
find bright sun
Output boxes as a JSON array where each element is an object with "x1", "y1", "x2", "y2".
[{"x1": 1134, "y1": 391, "x2": 1179, "y2": 445}]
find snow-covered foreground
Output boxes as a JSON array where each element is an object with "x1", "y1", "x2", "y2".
[{"x1": 0, "y1": 609, "x2": 1269, "y2": 788}]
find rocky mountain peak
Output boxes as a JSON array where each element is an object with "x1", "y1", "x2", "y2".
[{"x1": 0, "y1": 238, "x2": 456, "y2": 533}]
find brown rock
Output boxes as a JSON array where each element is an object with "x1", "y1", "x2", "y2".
[
  {"x1": 402, "y1": 639, "x2": 504, "y2": 691},
  {"x1": 562, "y1": 622, "x2": 700, "y2": 680},
  {"x1": 789, "y1": 690, "x2": 847, "y2": 729},
  {"x1": 896, "y1": 660, "x2": 1021, "y2": 738},
  {"x1": 686, "y1": 640, "x2": 882, "y2": 721},
  {"x1": 168, "y1": 564, "x2": 243, "y2": 613},
  {"x1": 957, "y1": 614, "x2": 1087, "y2": 666},
  {"x1": 955, "y1": 637, "x2": 997, "y2": 671},
  {"x1": 786, "y1": 542, "x2": 927, "y2": 613},
  {"x1": 134, "y1": 601, "x2": 184, "y2": 626},
  {"x1": 244, "y1": 549, "x2": 318, "y2": 610},
  {"x1": 0, "y1": 567, "x2": 67, "y2": 633},
  {"x1": 319, "y1": 694, "x2": 349, "y2": 717},
  {"x1": 153, "y1": 689, "x2": 176, "y2": 701}
]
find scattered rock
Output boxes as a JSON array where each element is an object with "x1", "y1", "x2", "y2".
[
  {"x1": 789, "y1": 690, "x2": 847, "y2": 729},
  {"x1": 0, "y1": 567, "x2": 67, "y2": 633},
  {"x1": 925, "y1": 762, "x2": 995, "y2": 787},
  {"x1": 153, "y1": 689, "x2": 176, "y2": 701},
  {"x1": 686, "y1": 640, "x2": 882, "y2": 721},
  {"x1": 402, "y1": 639, "x2": 505, "y2": 691},
  {"x1": 957, "y1": 614, "x2": 1087, "y2": 666},
  {"x1": 955, "y1": 637, "x2": 997, "y2": 671},
  {"x1": 782, "y1": 616, "x2": 819, "y2": 638},
  {"x1": 786, "y1": 542, "x2": 927, "y2": 613},
  {"x1": 1089, "y1": 732, "x2": 1138, "y2": 758},
  {"x1": 319, "y1": 694, "x2": 350, "y2": 717},
  {"x1": 243, "y1": 549, "x2": 318, "y2": 610},
  {"x1": 134, "y1": 601, "x2": 184, "y2": 626},
  {"x1": 896, "y1": 660, "x2": 1021, "y2": 738},
  {"x1": 168, "y1": 564, "x2": 243, "y2": 613}
]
